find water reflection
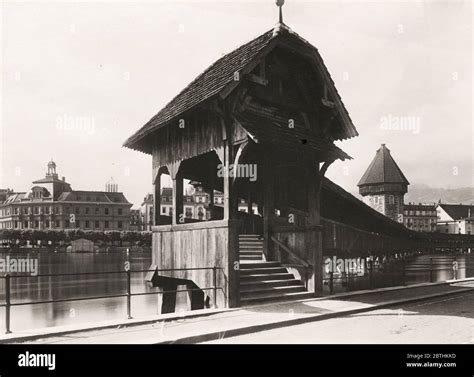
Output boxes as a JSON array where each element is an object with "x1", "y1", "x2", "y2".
[
  {"x1": 1, "y1": 251, "x2": 473, "y2": 332},
  {"x1": 0, "y1": 250, "x2": 157, "y2": 332},
  {"x1": 323, "y1": 253, "x2": 474, "y2": 295}
]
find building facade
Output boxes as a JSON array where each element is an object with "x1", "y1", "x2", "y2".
[
  {"x1": 436, "y1": 203, "x2": 474, "y2": 234},
  {"x1": 402, "y1": 203, "x2": 437, "y2": 232},
  {"x1": 137, "y1": 185, "x2": 258, "y2": 230},
  {"x1": 358, "y1": 144, "x2": 409, "y2": 222},
  {"x1": 0, "y1": 161, "x2": 132, "y2": 231}
]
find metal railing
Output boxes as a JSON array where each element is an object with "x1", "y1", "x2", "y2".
[
  {"x1": 0, "y1": 266, "x2": 224, "y2": 334},
  {"x1": 323, "y1": 256, "x2": 473, "y2": 295}
]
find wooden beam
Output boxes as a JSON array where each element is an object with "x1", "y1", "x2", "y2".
[
  {"x1": 166, "y1": 161, "x2": 182, "y2": 180},
  {"x1": 154, "y1": 174, "x2": 161, "y2": 226},
  {"x1": 270, "y1": 236, "x2": 310, "y2": 267},
  {"x1": 218, "y1": 38, "x2": 279, "y2": 100},
  {"x1": 262, "y1": 148, "x2": 274, "y2": 259},
  {"x1": 223, "y1": 140, "x2": 237, "y2": 220},
  {"x1": 321, "y1": 98, "x2": 336, "y2": 109},
  {"x1": 222, "y1": 103, "x2": 238, "y2": 221},
  {"x1": 245, "y1": 73, "x2": 269, "y2": 86},
  {"x1": 232, "y1": 140, "x2": 249, "y2": 185},
  {"x1": 306, "y1": 158, "x2": 322, "y2": 296},
  {"x1": 259, "y1": 59, "x2": 266, "y2": 79},
  {"x1": 275, "y1": 39, "x2": 357, "y2": 137}
]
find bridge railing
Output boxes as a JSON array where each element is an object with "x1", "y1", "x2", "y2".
[
  {"x1": 0, "y1": 266, "x2": 224, "y2": 335},
  {"x1": 323, "y1": 256, "x2": 474, "y2": 295}
]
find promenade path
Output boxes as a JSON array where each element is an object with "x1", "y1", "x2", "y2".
[{"x1": 2, "y1": 279, "x2": 473, "y2": 344}]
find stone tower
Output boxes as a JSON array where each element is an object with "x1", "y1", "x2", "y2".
[{"x1": 357, "y1": 144, "x2": 409, "y2": 222}]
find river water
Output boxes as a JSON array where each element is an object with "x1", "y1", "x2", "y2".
[
  {"x1": 0, "y1": 251, "x2": 473, "y2": 333},
  {"x1": 0, "y1": 250, "x2": 157, "y2": 333}
]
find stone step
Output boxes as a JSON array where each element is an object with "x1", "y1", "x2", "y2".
[
  {"x1": 240, "y1": 272, "x2": 295, "y2": 282},
  {"x1": 240, "y1": 279, "x2": 303, "y2": 291},
  {"x1": 239, "y1": 255, "x2": 263, "y2": 259},
  {"x1": 239, "y1": 261, "x2": 281, "y2": 269},
  {"x1": 239, "y1": 246, "x2": 264, "y2": 251},
  {"x1": 239, "y1": 255, "x2": 263, "y2": 261},
  {"x1": 240, "y1": 285, "x2": 306, "y2": 299},
  {"x1": 239, "y1": 266, "x2": 288, "y2": 275},
  {"x1": 239, "y1": 243, "x2": 263, "y2": 248},
  {"x1": 240, "y1": 291, "x2": 314, "y2": 306}
]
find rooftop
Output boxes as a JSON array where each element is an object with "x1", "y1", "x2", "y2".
[
  {"x1": 358, "y1": 144, "x2": 409, "y2": 187},
  {"x1": 123, "y1": 23, "x2": 358, "y2": 154},
  {"x1": 437, "y1": 203, "x2": 474, "y2": 220}
]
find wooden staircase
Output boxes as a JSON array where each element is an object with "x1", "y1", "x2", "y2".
[{"x1": 238, "y1": 234, "x2": 311, "y2": 305}]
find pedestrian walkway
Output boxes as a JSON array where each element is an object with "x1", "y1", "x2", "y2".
[{"x1": 3, "y1": 279, "x2": 474, "y2": 344}]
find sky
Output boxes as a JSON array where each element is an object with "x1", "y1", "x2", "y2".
[{"x1": 1, "y1": 0, "x2": 472, "y2": 208}]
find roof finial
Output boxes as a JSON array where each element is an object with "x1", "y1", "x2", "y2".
[{"x1": 276, "y1": 0, "x2": 285, "y2": 24}]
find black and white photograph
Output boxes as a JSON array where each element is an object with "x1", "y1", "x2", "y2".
[{"x1": 0, "y1": 0, "x2": 472, "y2": 376}]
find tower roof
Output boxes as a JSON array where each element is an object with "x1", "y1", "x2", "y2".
[
  {"x1": 123, "y1": 24, "x2": 358, "y2": 154},
  {"x1": 358, "y1": 144, "x2": 409, "y2": 187}
]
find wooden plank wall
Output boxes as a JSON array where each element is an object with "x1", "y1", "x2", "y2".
[
  {"x1": 152, "y1": 220, "x2": 239, "y2": 308},
  {"x1": 321, "y1": 218, "x2": 418, "y2": 257},
  {"x1": 152, "y1": 110, "x2": 224, "y2": 180},
  {"x1": 272, "y1": 229, "x2": 316, "y2": 288}
]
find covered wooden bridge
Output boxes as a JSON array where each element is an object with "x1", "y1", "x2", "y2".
[{"x1": 123, "y1": 22, "x2": 470, "y2": 310}]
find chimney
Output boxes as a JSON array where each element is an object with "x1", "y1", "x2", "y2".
[{"x1": 62, "y1": 176, "x2": 65, "y2": 182}]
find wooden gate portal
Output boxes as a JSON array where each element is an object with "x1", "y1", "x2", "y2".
[{"x1": 124, "y1": 22, "x2": 473, "y2": 310}]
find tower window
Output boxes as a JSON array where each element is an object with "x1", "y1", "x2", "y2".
[{"x1": 388, "y1": 195, "x2": 394, "y2": 205}]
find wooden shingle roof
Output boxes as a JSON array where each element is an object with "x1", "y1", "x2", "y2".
[
  {"x1": 124, "y1": 24, "x2": 358, "y2": 154},
  {"x1": 358, "y1": 144, "x2": 409, "y2": 187}
]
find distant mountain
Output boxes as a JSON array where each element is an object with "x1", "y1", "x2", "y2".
[
  {"x1": 405, "y1": 184, "x2": 474, "y2": 205},
  {"x1": 348, "y1": 184, "x2": 474, "y2": 205}
]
